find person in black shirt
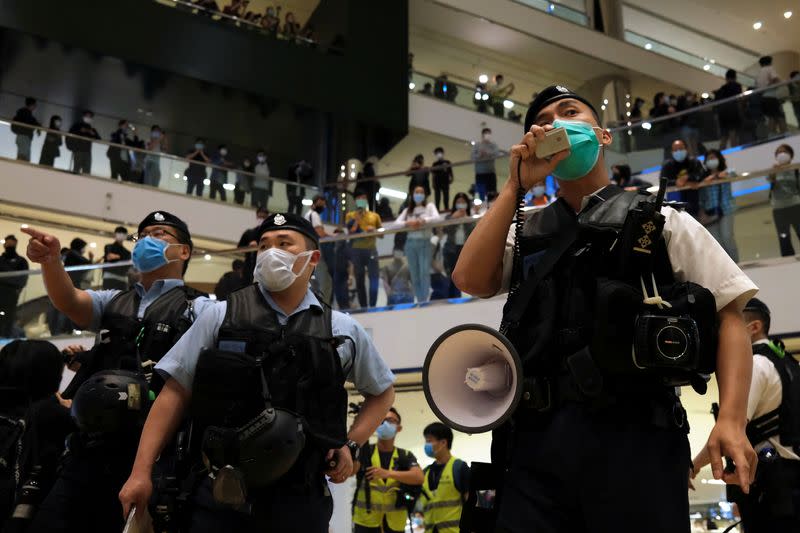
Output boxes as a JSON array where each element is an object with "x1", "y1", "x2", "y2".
[
  {"x1": 101, "y1": 227, "x2": 131, "y2": 291},
  {"x1": 611, "y1": 164, "x2": 650, "y2": 191},
  {"x1": 214, "y1": 259, "x2": 248, "y2": 301},
  {"x1": 238, "y1": 206, "x2": 269, "y2": 284},
  {"x1": 660, "y1": 139, "x2": 705, "y2": 217},
  {"x1": 406, "y1": 154, "x2": 431, "y2": 197},
  {"x1": 108, "y1": 120, "x2": 131, "y2": 181},
  {"x1": 430, "y1": 147, "x2": 454, "y2": 211},
  {"x1": 39, "y1": 116, "x2": 63, "y2": 168},
  {"x1": 47, "y1": 239, "x2": 92, "y2": 336},
  {"x1": 715, "y1": 69, "x2": 744, "y2": 149},
  {"x1": 12, "y1": 97, "x2": 41, "y2": 162},
  {"x1": 186, "y1": 138, "x2": 211, "y2": 196},
  {"x1": 0, "y1": 236, "x2": 29, "y2": 338},
  {"x1": 67, "y1": 111, "x2": 100, "y2": 175}
]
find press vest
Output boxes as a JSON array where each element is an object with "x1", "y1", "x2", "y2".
[
  {"x1": 501, "y1": 187, "x2": 717, "y2": 386},
  {"x1": 422, "y1": 456, "x2": 462, "y2": 533},
  {"x1": 63, "y1": 285, "x2": 204, "y2": 398},
  {"x1": 353, "y1": 446, "x2": 408, "y2": 531},
  {"x1": 191, "y1": 285, "x2": 348, "y2": 467}
]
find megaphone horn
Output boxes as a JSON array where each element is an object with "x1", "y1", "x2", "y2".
[{"x1": 423, "y1": 324, "x2": 523, "y2": 434}]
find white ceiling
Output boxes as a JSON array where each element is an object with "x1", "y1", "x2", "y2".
[{"x1": 624, "y1": 0, "x2": 800, "y2": 56}]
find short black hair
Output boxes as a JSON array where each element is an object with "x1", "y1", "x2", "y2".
[
  {"x1": 312, "y1": 194, "x2": 326, "y2": 203},
  {"x1": 481, "y1": 127, "x2": 492, "y2": 135},
  {"x1": 25, "y1": 97, "x2": 36, "y2": 107},
  {"x1": 354, "y1": 188, "x2": 368, "y2": 199},
  {"x1": 613, "y1": 164, "x2": 632, "y2": 184},
  {"x1": 424, "y1": 422, "x2": 453, "y2": 449},
  {"x1": 388, "y1": 407, "x2": 401, "y2": 424},
  {"x1": 232, "y1": 259, "x2": 245, "y2": 270},
  {"x1": 433, "y1": 147, "x2": 444, "y2": 153},
  {"x1": 118, "y1": 119, "x2": 128, "y2": 127},
  {"x1": 4, "y1": 235, "x2": 17, "y2": 243},
  {"x1": 0, "y1": 340, "x2": 64, "y2": 402},
  {"x1": 218, "y1": 144, "x2": 227, "y2": 150},
  {"x1": 776, "y1": 144, "x2": 794, "y2": 159},
  {"x1": 414, "y1": 153, "x2": 424, "y2": 163},
  {"x1": 83, "y1": 110, "x2": 94, "y2": 117},
  {"x1": 195, "y1": 137, "x2": 205, "y2": 143},
  {"x1": 744, "y1": 298, "x2": 771, "y2": 335},
  {"x1": 151, "y1": 124, "x2": 162, "y2": 131},
  {"x1": 705, "y1": 149, "x2": 727, "y2": 171},
  {"x1": 725, "y1": 69, "x2": 737, "y2": 80},
  {"x1": 114, "y1": 226, "x2": 128, "y2": 234},
  {"x1": 759, "y1": 56, "x2": 772, "y2": 66},
  {"x1": 70, "y1": 237, "x2": 87, "y2": 251}
]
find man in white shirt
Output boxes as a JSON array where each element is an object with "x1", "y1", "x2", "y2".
[
  {"x1": 693, "y1": 298, "x2": 800, "y2": 531},
  {"x1": 452, "y1": 84, "x2": 758, "y2": 533},
  {"x1": 756, "y1": 55, "x2": 787, "y2": 134}
]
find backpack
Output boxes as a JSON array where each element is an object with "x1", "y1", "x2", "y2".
[{"x1": 0, "y1": 410, "x2": 28, "y2": 519}]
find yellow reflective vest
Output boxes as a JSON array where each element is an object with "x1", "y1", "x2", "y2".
[
  {"x1": 422, "y1": 456, "x2": 462, "y2": 533},
  {"x1": 353, "y1": 446, "x2": 408, "y2": 531}
]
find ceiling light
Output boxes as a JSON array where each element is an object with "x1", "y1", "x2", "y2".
[
  {"x1": 474, "y1": 91, "x2": 482, "y2": 100},
  {"x1": 340, "y1": 164, "x2": 345, "y2": 171},
  {"x1": 627, "y1": 130, "x2": 632, "y2": 136},
  {"x1": 89, "y1": 242, "x2": 97, "y2": 248},
  {"x1": 482, "y1": 93, "x2": 489, "y2": 101},
  {"x1": 644, "y1": 43, "x2": 653, "y2": 50},
  {"x1": 743, "y1": 89, "x2": 753, "y2": 96},
  {"x1": 379, "y1": 187, "x2": 408, "y2": 200},
  {"x1": 625, "y1": 94, "x2": 630, "y2": 99},
  {"x1": 701, "y1": 92, "x2": 709, "y2": 99},
  {"x1": 223, "y1": 183, "x2": 236, "y2": 191},
  {"x1": 703, "y1": 64, "x2": 711, "y2": 71},
  {"x1": 784, "y1": 11, "x2": 792, "y2": 19},
  {"x1": 641, "y1": 122, "x2": 652, "y2": 130},
  {"x1": 301, "y1": 198, "x2": 313, "y2": 206},
  {"x1": 601, "y1": 104, "x2": 606, "y2": 111},
  {"x1": 503, "y1": 99, "x2": 514, "y2": 109},
  {"x1": 626, "y1": 102, "x2": 631, "y2": 107},
  {"x1": 478, "y1": 74, "x2": 489, "y2": 84},
  {"x1": 709, "y1": 59, "x2": 716, "y2": 64},
  {"x1": 626, "y1": 111, "x2": 631, "y2": 116},
  {"x1": 203, "y1": 178, "x2": 211, "y2": 186},
  {"x1": 204, "y1": 254, "x2": 211, "y2": 261},
  {"x1": 753, "y1": 21, "x2": 762, "y2": 30},
  {"x1": 351, "y1": 163, "x2": 356, "y2": 169},
  {"x1": 408, "y1": 82, "x2": 415, "y2": 90},
  {"x1": 627, "y1": 121, "x2": 632, "y2": 126},
  {"x1": 173, "y1": 173, "x2": 180, "y2": 179},
  {"x1": 603, "y1": 99, "x2": 609, "y2": 105},
  {"x1": 20, "y1": 224, "x2": 29, "y2": 229}
]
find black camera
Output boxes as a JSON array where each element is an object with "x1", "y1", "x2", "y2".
[{"x1": 633, "y1": 314, "x2": 700, "y2": 371}]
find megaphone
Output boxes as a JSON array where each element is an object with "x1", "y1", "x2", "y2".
[{"x1": 423, "y1": 324, "x2": 523, "y2": 434}]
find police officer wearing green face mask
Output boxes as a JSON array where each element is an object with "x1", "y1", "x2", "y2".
[
  {"x1": 452, "y1": 85, "x2": 759, "y2": 532},
  {"x1": 119, "y1": 213, "x2": 396, "y2": 532}
]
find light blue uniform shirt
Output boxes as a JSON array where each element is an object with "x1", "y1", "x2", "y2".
[
  {"x1": 155, "y1": 286, "x2": 395, "y2": 397},
  {"x1": 86, "y1": 279, "x2": 217, "y2": 331}
]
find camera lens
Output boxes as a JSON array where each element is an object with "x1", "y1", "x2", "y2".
[{"x1": 655, "y1": 325, "x2": 688, "y2": 360}]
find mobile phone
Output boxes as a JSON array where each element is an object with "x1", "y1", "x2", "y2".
[{"x1": 535, "y1": 127, "x2": 570, "y2": 159}]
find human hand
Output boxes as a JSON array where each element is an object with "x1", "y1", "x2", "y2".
[
  {"x1": 508, "y1": 125, "x2": 570, "y2": 191},
  {"x1": 688, "y1": 467, "x2": 696, "y2": 491},
  {"x1": 55, "y1": 392, "x2": 72, "y2": 409},
  {"x1": 325, "y1": 446, "x2": 354, "y2": 483},
  {"x1": 107, "y1": 253, "x2": 121, "y2": 261},
  {"x1": 21, "y1": 227, "x2": 62, "y2": 265},
  {"x1": 406, "y1": 219, "x2": 423, "y2": 229},
  {"x1": 87, "y1": 250, "x2": 95, "y2": 261},
  {"x1": 366, "y1": 466, "x2": 390, "y2": 481},
  {"x1": 364, "y1": 225, "x2": 376, "y2": 232},
  {"x1": 706, "y1": 418, "x2": 757, "y2": 493},
  {"x1": 62, "y1": 344, "x2": 88, "y2": 371},
  {"x1": 119, "y1": 471, "x2": 153, "y2": 519}
]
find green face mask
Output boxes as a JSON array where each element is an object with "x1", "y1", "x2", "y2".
[{"x1": 551, "y1": 119, "x2": 603, "y2": 181}]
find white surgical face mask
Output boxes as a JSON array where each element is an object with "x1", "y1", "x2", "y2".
[
  {"x1": 115, "y1": 232, "x2": 127, "y2": 243},
  {"x1": 435, "y1": 152, "x2": 444, "y2": 160},
  {"x1": 257, "y1": 155, "x2": 266, "y2": 163},
  {"x1": 254, "y1": 248, "x2": 313, "y2": 292},
  {"x1": 482, "y1": 133, "x2": 491, "y2": 141},
  {"x1": 83, "y1": 116, "x2": 93, "y2": 124},
  {"x1": 220, "y1": 148, "x2": 228, "y2": 156},
  {"x1": 776, "y1": 152, "x2": 792, "y2": 165},
  {"x1": 705, "y1": 158, "x2": 719, "y2": 171}
]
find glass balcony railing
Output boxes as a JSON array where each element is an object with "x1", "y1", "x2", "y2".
[
  {"x1": 0, "y1": 117, "x2": 319, "y2": 214},
  {"x1": 513, "y1": 0, "x2": 589, "y2": 26},
  {"x1": 624, "y1": 31, "x2": 756, "y2": 87},
  {"x1": 607, "y1": 78, "x2": 800, "y2": 169},
  {"x1": 409, "y1": 71, "x2": 528, "y2": 124}
]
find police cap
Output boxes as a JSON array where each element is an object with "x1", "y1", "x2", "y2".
[
  {"x1": 524, "y1": 85, "x2": 599, "y2": 133},
  {"x1": 256, "y1": 213, "x2": 319, "y2": 248},
  {"x1": 137, "y1": 211, "x2": 192, "y2": 249}
]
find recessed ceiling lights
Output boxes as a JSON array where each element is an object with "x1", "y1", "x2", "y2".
[
  {"x1": 644, "y1": 43, "x2": 653, "y2": 50},
  {"x1": 478, "y1": 74, "x2": 489, "y2": 84},
  {"x1": 703, "y1": 64, "x2": 711, "y2": 71},
  {"x1": 753, "y1": 21, "x2": 763, "y2": 30},
  {"x1": 784, "y1": 11, "x2": 793, "y2": 19},
  {"x1": 701, "y1": 92, "x2": 709, "y2": 99}
]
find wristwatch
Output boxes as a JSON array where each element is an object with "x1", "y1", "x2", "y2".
[{"x1": 346, "y1": 440, "x2": 361, "y2": 462}]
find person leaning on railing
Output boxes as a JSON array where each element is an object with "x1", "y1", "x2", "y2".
[{"x1": 768, "y1": 144, "x2": 800, "y2": 257}]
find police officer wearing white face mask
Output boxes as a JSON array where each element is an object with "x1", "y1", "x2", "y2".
[{"x1": 120, "y1": 212, "x2": 396, "y2": 533}]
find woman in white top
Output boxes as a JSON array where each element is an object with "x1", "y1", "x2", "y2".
[{"x1": 395, "y1": 185, "x2": 440, "y2": 302}]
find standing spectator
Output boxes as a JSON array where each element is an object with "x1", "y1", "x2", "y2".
[
  {"x1": 789, "y1": 70, "x2": 800, "y2": 125},
  {"x1": 222, "y1": 0, "x2": 249, "y2": 17},
  {"x1": 263, "y1": 6, "x2": 281, "y2": 35},
  {"x1": 252, "y1": 149, "x2": 272, "y2": 209},
  {"x1": 0, "y1": 235, "x2": 29, "y2": 338},
  {"x1": 406, "y1": 154, "x2": 430, "y2": 196},
  {"x1": 660, "y1": 139, "x2": 705, "y2": 217},
  {"x1": 360, "y1": 156, "x2": 381, "y2": 211},
  {"x1": 630, "y1": 97, "x2": 645, "y2": 120},
  {"x1": 283, "y1": 11, "x2": 300, "y2": 38},
  {"x1": 11, "y1": 97, "x2": 41, "y2": 161},
  {"x1": 756, "y1": 56, "x2": 787, "y2": 135},
  {"x1": 649, "y1": 92, "x2": 670, "y2": 118},
  {"x1": 530, "y1": 183, "x2": 550, "y2": 206},
  {"x1": 209, "y1": 144, "x2": 233, "y2": 201},
  {"x1": 38, "y1": 115, "x2": 63, "y2": 167},
  {"x1": 442, "y1": 193, "x2": 473, "y2": 298},
  {"x1": 345, "y1": 189, "x2": 383, "y2": 308},
  {"x1": 185, "y1": 138, "x2": 210, "y2": 197},
  {"x1": 214, "y1": 259, "x2": 248, "y2": 301},
  {"x1": 611, "y1": 164, "x2": 650, "y2": 191},
  {"x1": 376, "y1": 197, "x2": 394, "y2": 221},
  {"x1": 715, "y1": 70, "x2": 744, "y2": 149},
  {"x1": 395, "y1": 186, "x2": 440, "y2": 303},
  {"x1": 194, "y1": 0, "x2": 219, "y2": 13},
  {"x1": 47, "y1": 238, "x2": 93, "y2": 335},
  {"x1": 471, "y1": 128, "x2": 501, "y2": 201},
  {"x1": 101, "y1": 226, "x2": 131, "y2": 291},
  {"x1": 767, "y1": 144, "x2": 800, "y2": 256},
  {"x1": 234, "y1": 156, "x2": 254, "y2": 205},
  {"x1": 238, "y1": 206, "x2": 269, "y2": 285},
  {"x1": 108, "y1": 120, "x2": 131, "y2": 181},
  {"x1": 287, "y1": 159, "x2": 313, "y2": 216},
  {"x1": 488, "y1": 74, "x2": 515, "y2": 117},
  {"x1": 305, "y1": 195, "x2": 335, "y2": 303},
  {"x1": 677, "y1": 92, "x2": 700, "y2": 156},
  {"x1": 143, "y1": 125, "x2": 167, "y2": 188},
  {"x1": 430, "y1": 147, "x2": 454, "y2": 211},
  {"x1": 381, "y1": 248, "x2": 414, "y2": 305},
  {"x1": 125, "y1": 126, "x2": 146, "y2": 184},
  {"x1": 699, "y1": 150, "x2": 738, "y2": 262},
  {"x1": 66, "y1": 111, "x2": 100, "y2": 175}
]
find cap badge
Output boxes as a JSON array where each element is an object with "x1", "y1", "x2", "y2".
[
  {"x1": 556, "y1": 85, "x2": 569, "y2": 93},
  {"x1": 274, "y1": 214, "x2": 287, "y2": 226},
  {"x1": 154, "y1": 212, "x2": 165, "y2": 222}
]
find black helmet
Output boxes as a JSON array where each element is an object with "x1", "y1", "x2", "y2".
[
  {"x1": 71, "y1": 370, "x2": 152, "y2": 434},
  {"x1": 202, "y1": 407, "x2": 305, "y2": 489}
]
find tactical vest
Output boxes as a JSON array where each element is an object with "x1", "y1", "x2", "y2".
[
  {"x1": 501, "y1": 186, "x2": 718, "y2": 391},
  {"x1": 191, "y1": 285, "x2": 347, "y2": 457},
  {"x1": 422, "y1": 456, "x2": 462, "y2": 533},
  {"x1": 746, "y1": 343, "x2": 800, "y2": 454},
  {"x1": 63, "y1": 285, "x2": 205, "y2": 398}
]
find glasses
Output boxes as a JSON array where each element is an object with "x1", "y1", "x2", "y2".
[{"x1": 133, "y1": 228, "x2": 180, "y2": 242}]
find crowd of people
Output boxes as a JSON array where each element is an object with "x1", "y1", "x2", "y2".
[{"x1": 188, "y1": 0, "x2": 316, "y2": 44}]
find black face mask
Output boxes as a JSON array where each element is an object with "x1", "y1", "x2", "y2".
[
  {"x1": 314, "y1": 205, "x2": 325, "y2": 214},
  {"x1": 3, "y1": 245, "x2": 16, "y2": 255}
]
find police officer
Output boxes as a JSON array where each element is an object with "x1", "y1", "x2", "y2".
[
  {"x1": 692, "y1": 298, "x2": 800, "y2": 531},
  {"x1": 22, "y1": 211, "x2": 215, "y2": 532},
  {"x1": 421, "y1": 423, "x2": 470, "y2": 533},
  {"x1": 353, "y1": 407, "x2": 423, "y2": 533},
  {"x1": 451, "y1": 85, "x2": 759, "y2": 532},
  {"x1": 119, "y1": 212, "x2": 395, "y2": 532}
]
